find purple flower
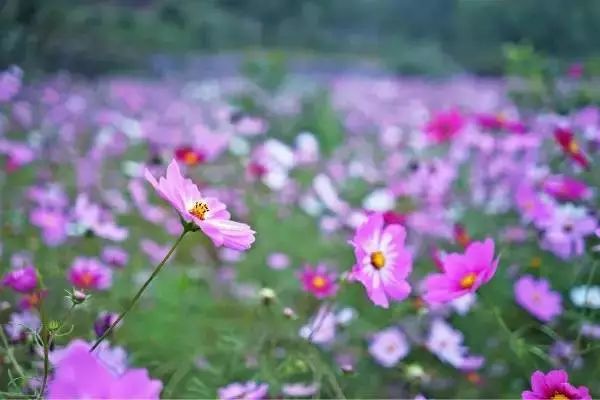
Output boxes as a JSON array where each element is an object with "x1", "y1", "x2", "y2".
[
  {"x1": 30, "y1": 208, "x2": 68, "y2": 247},
  {"x1": 2, "y1": 266, "x2": 38, "y2": 293},
  {"x1": 0, "y1": 66, "x2": 22, "y2": 102},
  {"x1": 426, "y1": 319, "x2": 483, "y2": 370},
  {"x1": 514, "y1": 275, "x2": 562, "y2": 322},
  {"x1": 539, "y1": 204, "x2": 597, "y2": 259},
  {"x1": 281, "y1": 383, "x2": 319, "y2": 398},
  {"x1": 5, "y1": 311, "x2": 40, "y2": 342},
  {"x1": 218, "y1": 381, "x2": 268, "y2": 400},
  {"x1": 349, "y1": 213, "x2": 413, "y2": 308},
  {"x1": 101, "y1": 246, "x2": 129, "y2": 269},
  {"x1": 68, "y1": 258, "x2": 112, "y2": 291},
  {"x1": 368, "y1": 327, "x2": 410, "y2": 367},
  {"x1": 47, "y1": 339, "x2": 162, "y2": 399},
  {"x1": 72, "y1": 194, "x2": 128, "y2": 242},
  {"x1": 522, "y1": 369, "x2": 590, "y2": 400},
  {"x1": 94, "y1": 312, "x2": 120, "y2": 338}
]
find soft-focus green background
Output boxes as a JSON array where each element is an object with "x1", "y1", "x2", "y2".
[{"x1": 2, "y1": 0, "x2": 600, "y2": 76}]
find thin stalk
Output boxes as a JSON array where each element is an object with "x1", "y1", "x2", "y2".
[
  {"x1": 0, "y1": 327, "x2": 27, "y2": 386},
  {"x1": 91, "y1": 230, "x2": 187, "y2": 352}
]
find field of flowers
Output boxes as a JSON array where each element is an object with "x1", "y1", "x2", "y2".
[{"x1": 0, "y1": 63, "x2": 599, "y2": 399}]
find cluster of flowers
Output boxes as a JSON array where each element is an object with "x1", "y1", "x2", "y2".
[{"x1": 0, "y1": 65, "x2": 598, "y2": 398}]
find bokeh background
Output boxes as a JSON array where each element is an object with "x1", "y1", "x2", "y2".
[
  {"x1": 2, "y1": 0, "x2": 600, "y2": 77},
  {"x1": 2, "y1": 1, "x2": 600, "y2": 399}
]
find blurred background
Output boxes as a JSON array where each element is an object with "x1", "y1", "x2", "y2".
[{"x1": 2, "y1": 0, "x2": 600, "y2": 78}]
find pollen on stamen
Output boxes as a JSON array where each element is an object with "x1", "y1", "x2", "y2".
[
  {"x1": 189, "y1": 201, "x2": 209, "y2": 220},
  {"x1": 459, "y1": 272, "x2": 476, "y2": 289},
  {"x1": 568, "y1": 140, "x2": 579, "y2": 154},
  {"x1": 370, "y1": 251, "x2": 386, "y2": 270}
]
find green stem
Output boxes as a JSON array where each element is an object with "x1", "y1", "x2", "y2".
[
  {"x1": 90, "y1": 230, "x2": 187, "y2": 352},
  {"x1": 0, "y1": 327, "x2": 27, "y2": 386},
  {"x1": 36, "y1": 306, "x2": 50, "y2": 400},
  {"x1": 574, "y1": 260, "x2": 598, "y2": 354}
]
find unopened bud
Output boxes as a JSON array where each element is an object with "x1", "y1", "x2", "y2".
[
  {"x1": 69, "y1": 289, "x2": 88, "y2": 305},
  {"x1": 47, "y1": 320, "x2": 60, "y2": 332},
  {"x1": 259, "y1": 287, "x2": 276, "y2": 305},
  {"x1": 283, "y1": 307, "x2": 297, "y2": 320}
]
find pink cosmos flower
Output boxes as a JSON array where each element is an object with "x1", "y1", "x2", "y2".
[
  {"x1": 349, "y1": 213, "x2": 413, "y2": 308},
  {"x1": 0, "y1": 66, "x2": 22, "y2": 103},
  {"x1": 281, "y1": 382, "x2": 319, "y2": 398},
  {"x1": 514, "y1": 184, "x2": 554, "y2": 227},
  {"x1": 218, "y1": 381, "x2": 268, "y2": 400},
  {"x1": 72, "y1": 194, "x2": 128, "y2": 242},
  {"x1": 522, "y1": 369, "x2": 590, "y2": 400},
  {"x1": 298, "y1": 264, "x2": 338, "y2": 299},
  {"x1": 368, "y1": 327, "x2": 410, "y2": 367},
  {"x1": 426, "y1": 319, "x2": 484, "y2": 370},
  {"x1": 47, "y1": 340, "x2": 162, "y2": 399},
  {"x1": 543, "y1": 175, "x2": 591, "y2": 202},
  {"x1": 101, "y1": 246, "x2": 129, "y2": 269},
  {"x1": 539, "y1": 204, "x2": 597, "y2": 260},
  {"x1": 424, "y1": 108, "x2": 465, "y2": 143},
  {"x1": 30, "y1": 208, "x2": 68, "y2": 247},
  {"x1": 68, "y1": 257, "x2": 112, "y2": 291},
  {"x1": 514, "y1": 275, "x2": 563, "y2": 322},
  {"x1": 423, "y1": 239, "x2": 498, "y2": 305},
  {"x1": 2, "y1": 266, "x2": 38, "y2": 293},
  {"x1": 145, "y1": 159, "x2": 255, "y2": 250}
]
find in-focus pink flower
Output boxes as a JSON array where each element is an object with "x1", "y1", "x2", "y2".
[
  {"x1": 47, "y1": 339, "x2": 162, "y2": 399},
  {"x1": 145, "y1": 160, "x2": 255, "y2": 250},
  {"x1": 522, "y1": 369, "x2": 590, "y2": 400},
  {"x1": 68, "y1": 257, "x2": 112, "y2": 291},
  {"x1": 514, "y1": 275, "x2": 562, "y2": 322},
  {"x1": 349, "y1": 213, "x2": 412, "y2": 308},
  {"x1": 2, "y1": 266, "x2": 38, "y2": 293},
  {"x1": 218, "y1": 381, "x2": 268, "y2": 400},
  {"x1": 424, "y1": 109, "x2": 465, "y2": 143},
  {"x1": 298, "y1": 264, "x2": 338, "y2": 299},
  {"x1": 423, "y1": 239, "x2": 498, "y2": 304}
]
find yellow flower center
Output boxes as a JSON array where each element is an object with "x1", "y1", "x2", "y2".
[
  {"x1": 459, "y1": 273, "x2": 477, "y2": 289},
  {"x1": 568, "y1": 140, "x2": 579, "y2": 154},
  {"x1": 551, "y1": 393, "x2": 569, "y2": 400},
  {"x1": 370, "y1": 251, "x2": 386, "y2": 270},
  {"x1": 312, "y1": 276, "x2": 326, "y2": 289},
  {"x1": 189, "y1": 201, "x2": 209, "y2": 220},
  {"x1": 183, "y1": 151, "x2": 200, "y2": 166}
]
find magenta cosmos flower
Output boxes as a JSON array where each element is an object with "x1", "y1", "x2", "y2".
[
  {"x1": 2, "y1": 266, "x2": 38, "y2": 293},
  {"x1": 424, "y1": 108, "x2": 465, "y2": 143},
  {"x1": 514, "y1": 275, "x2": 562, "y2": 322},
  {"x1": 68, "y1": 257, "x2": 112, "y2": 291},
  {"x1": 522, "y1": 369, "x2": 590, "y2": 400},
  {"x1": 47, "y1": 340, "x2": 162, "y2": 399},
  {"x1": 423, "y1": 239, "x2": 498, "y2": 305},
  {"x1": 298, "y1": 264, "x2": 338, "y2": 299},
  {"x1": 349, "y1": 213, "x2": 413, "y2": 308},
  {"x1": 145, "y1": 159, "x2": 255, "y2": 250}
]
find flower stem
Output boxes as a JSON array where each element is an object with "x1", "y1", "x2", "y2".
[
  {"x1": 37, "y1": 305, "x2": 51, "y2": 400},
  {"x1": 0, "y1": 326, "x2": 27, "y2": 387},
  {"x1": 90, "y1": 230, "x2": 188, "y2": 352}
]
